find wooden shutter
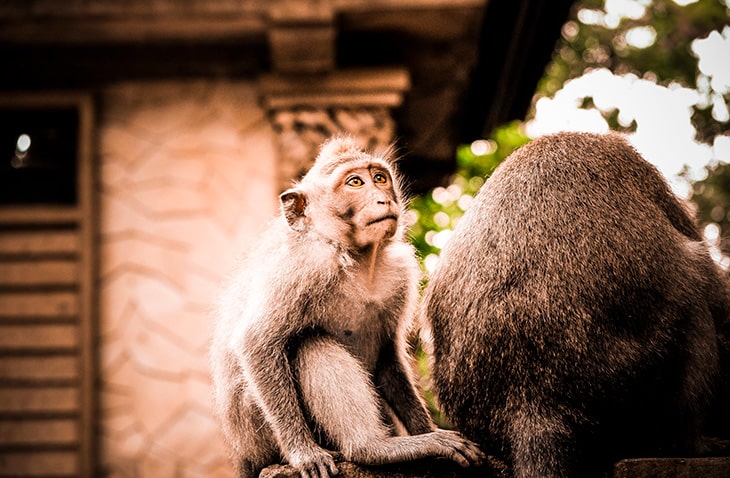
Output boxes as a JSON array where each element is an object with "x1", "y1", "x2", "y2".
[{"x1": 0, "y1": 94, "x2": 96, "y2": 477}]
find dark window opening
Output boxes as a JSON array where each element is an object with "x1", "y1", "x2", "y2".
[{"x1": 0, "y1": 107, "x2": 78, "y2": 205}]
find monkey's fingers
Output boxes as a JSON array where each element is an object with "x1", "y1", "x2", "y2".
[
  {"x1": 432, "y1": 429, "x2": 486, "y2": 467},
  {"x1": 319, "y1": 458, "x2": 339, "y2": 478},
  {"x1": 296, "y1": 453, "x2": 339, "y2": 478},
  {"x1": 456, "y1": 437, "x2": 486, "y2": 466}
]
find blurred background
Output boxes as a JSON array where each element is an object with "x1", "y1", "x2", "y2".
[{"x1": 0, "y1": 0, "x2": 727, "y2": 476}]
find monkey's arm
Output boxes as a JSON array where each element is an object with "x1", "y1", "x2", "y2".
[
  {"x1": 238, "y1": 316, "x2": 338, "y2": 477},
  {"x1": 374, "y1": 340, "x2": 435, "y2": 435}
]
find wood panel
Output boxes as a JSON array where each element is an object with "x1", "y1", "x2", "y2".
[
  {"x1": 0, "y1": 418, "x2": 78, "y2": 446},
  {"x1": 0, "y1": 230, "x2": 79, "y2": 256},
  {"x1": 0, "y1": 207, "x2": 80, "y2": 225},
  {"x1": 0, "y1": 292, "x2": 78, "y2": 319},
  {"x1": 0, "y1": 325, "x2": 78, "y2": 350},
  {"x1": 0, "y1": 451, "x2": 78, "y2": 476},
  {"x1": 0, "y1": 260, "x2": 78, "y2": 287},
  {"x1": 0, "y1": 387, "x2": 79, "y2": 414},
  {"x1": 0, "y1": 355, "x2": 78, "y2": 382}
]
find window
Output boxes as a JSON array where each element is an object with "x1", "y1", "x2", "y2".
[{"x1": 0, "y1": 107, "x2": 79, "y2": 205}]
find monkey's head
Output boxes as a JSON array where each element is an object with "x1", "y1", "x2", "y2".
[{"x1": 279, "y1": 135, "x2": 405, "y2": 251}]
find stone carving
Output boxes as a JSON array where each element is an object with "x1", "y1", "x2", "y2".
[
  {"x1": 270, "y1": 106, "x2": 395, "y2": 189},
  {"x1": 258, "y1": 68, "x2": 410, "y2": 191}
]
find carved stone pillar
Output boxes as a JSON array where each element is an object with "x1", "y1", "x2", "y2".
[{"x1": 259, "y1": 68, "x2": 411, "y2": 191}]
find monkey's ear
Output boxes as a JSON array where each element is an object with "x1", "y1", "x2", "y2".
[{"x1": 279, "y1": 189, "x2": 308, "y2": 231}]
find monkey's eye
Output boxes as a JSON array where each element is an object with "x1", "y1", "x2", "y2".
[
  {"x1": 346, "y1": 176, "x2": 364, "y2": 187},
  {"x1": 373, "y1": 172, "x2": 388, "y2": 184}
]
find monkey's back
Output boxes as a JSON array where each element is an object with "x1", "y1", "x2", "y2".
[{"x1": 424, "y1": 132, "x2": 725, "y2": 474}]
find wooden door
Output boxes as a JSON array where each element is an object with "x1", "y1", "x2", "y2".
[{"x1": 0, "y1": 94, "x2": 96, "y2": 477}]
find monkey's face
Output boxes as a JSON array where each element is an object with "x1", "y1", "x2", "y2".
[
  {"x1": 280, "y1": 140, "x2": 405, "y2": 251},
  {"x1": 335, "y1": 165, "x2": 400, "y2": 249}
]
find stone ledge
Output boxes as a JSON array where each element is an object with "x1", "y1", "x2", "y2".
[
  {"x1": 260, "y1": 456, "x2": 507, "y2": 478},
  {"x1": 613, "y1": 457, "x2": 730, "y2": 478},
  {"x1": 259, "y1": 68, "x2": 411, "y2": 109},
  {"x1": 260, "y1": 456, "x2": 730, "y2": 478}
]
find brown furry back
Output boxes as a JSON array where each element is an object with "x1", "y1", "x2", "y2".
[{"x1": 422, "y1": 131, "x2": 729, "y2": 478}]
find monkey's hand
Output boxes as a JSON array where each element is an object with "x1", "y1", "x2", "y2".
[
  {"x1": 287, "y1": 444, "x2": 339, "y2": 478},
  {"x1": 427, "y1": 429, "x2": 486, "y2": 467}
]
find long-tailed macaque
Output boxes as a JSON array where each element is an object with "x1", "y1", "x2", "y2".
[
  {"x1": 211, "y1": 135, "x2": 484, "y2": 478},
  {"x1": 422, "y1": 132, "x2": 729, "y2": 478}
]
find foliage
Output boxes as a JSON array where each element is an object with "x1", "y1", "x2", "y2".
[
  {"x1": 537, "y1": 0, "x2": 729, "y2": 140},
  {"x1": 408, "y1": 122, "x2": 531, "y2": 266},
  {"x1": 688, "y1": 162, "x2": 730, "y2": 264},
  {"x1": 408, "y1": 0, "x2": 730, "y2": 262}
]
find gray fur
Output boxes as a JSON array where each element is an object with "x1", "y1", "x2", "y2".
[{"x1": 422, "y1": 132, "x2": 729, "y2": 478}]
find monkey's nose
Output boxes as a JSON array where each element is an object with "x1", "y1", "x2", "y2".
[{"x1": 373, "y1": 191, "x2": 390, "y2": 205}]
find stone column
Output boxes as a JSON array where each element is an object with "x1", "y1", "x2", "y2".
[{"x1": 259, "y1": 68, "x2": 411, "y2": 191}]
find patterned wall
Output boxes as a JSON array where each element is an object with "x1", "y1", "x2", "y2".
[{"x1": 98, "y1": 80, "x2": 278, "y2": 476}]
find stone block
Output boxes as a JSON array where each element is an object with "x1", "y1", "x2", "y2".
[
  {"x1": 260, "y1": 456, "x2": 508, "y2": 478},
  {"x1": 613, "y1": 457, "x2": 730, "y2": 478}
]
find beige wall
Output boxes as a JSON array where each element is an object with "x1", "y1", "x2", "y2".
[{"x1": 98, "y1": 80, "x2": 278, "y2": 476}]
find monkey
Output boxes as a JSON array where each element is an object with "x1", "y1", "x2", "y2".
[
  {"x1": 421, "y1": 131, "x2": 729, "y2": 478},
  {"x1": 210, "y1": 135, "x2": 485, "y2": 478}
]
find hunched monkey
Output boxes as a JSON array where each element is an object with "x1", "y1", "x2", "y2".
[
  {"x1": 211, "y1": 135, "x2": 484, "y2": 478},
  {"x1": 422, "y1": 132, "x2": 729, "y2": 478}
]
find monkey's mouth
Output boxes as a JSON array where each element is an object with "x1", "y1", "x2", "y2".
[{"x1": 367, "y1": 214, "x2": 398, "y2": 226}]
